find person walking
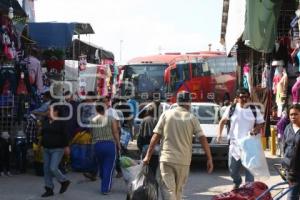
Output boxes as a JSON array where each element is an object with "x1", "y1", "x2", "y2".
[
  {"x1": 143, "y1": 91, "x2": 213, "y2": 200},
  {"x1": 137, "y1": 106, "x2": 159, "y2": 175},
  {"x1": 282, "y1": 104, "x2": 300, "y2": 200},
  {"x1": 91, "y1": 100, "x2": 121, "y2": 195},
  {"x1": 217, "y1": 88, "x2": 265, "y2": 189},
  {"x1": 41, "y1": 101, "x2": 71, "y2": 197}
]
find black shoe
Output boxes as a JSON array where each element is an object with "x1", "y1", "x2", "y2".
[
  {"x1": 83, "y1": 172, "x2": 97, "y2": 181},
  {"x1": 59, "y1": 180, "x2": 71, "y2": 194},
  {"x1": 41, "y1": 187, "x2": 54, "y2": 197}
]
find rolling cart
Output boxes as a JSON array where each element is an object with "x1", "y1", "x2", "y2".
[{"x1": 256, "y1": 164, "x2": 295, "y2": 200}]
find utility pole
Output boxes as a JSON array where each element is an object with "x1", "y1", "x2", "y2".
[
  {"x1": 119, "y1": 40, "x2": 123, "y2": 64},
  {"x1": 208, "y1": 43, "x2": 212, "y2": 51}
]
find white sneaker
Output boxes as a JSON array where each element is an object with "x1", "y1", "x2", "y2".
[{"x1": 0, "y1": 172, "x2": 4, "y2": 176}]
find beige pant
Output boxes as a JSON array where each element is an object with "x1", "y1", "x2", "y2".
[{"x1": 160, "y1": 162, "x2": 190, "y2": 200}]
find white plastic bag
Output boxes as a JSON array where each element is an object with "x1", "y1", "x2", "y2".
[
  {"x1": 239, "y1": 134, "x2": 270, "y2": 178},
  {"x1": 121, "y1": 162, "x2": 143, "y2": 183}
]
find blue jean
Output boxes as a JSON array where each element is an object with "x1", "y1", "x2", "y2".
[
  {"x1": 228, "y1": 154, "x2": 254, "y2": 186},
  {"x1": 288, "y1": 182, "x2": 300, "y2": 200},
  {"x1": 94, "y1": 141, "x2": 116, "y2": 193},
  {"x1": 43, "y1": 148, "x2": 68, "y2": 189}
]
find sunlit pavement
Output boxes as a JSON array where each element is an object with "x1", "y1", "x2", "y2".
[{"x1": 0, "y1": 150, "x2": 284, "y2": 200}]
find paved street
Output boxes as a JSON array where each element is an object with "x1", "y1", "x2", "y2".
[{"x1": 0, "y1": 151, "x2": 285, "y2": 200}]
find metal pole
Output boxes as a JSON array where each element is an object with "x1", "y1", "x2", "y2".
[{"x1": 120, "y1": 40, "x2": 123, "y2": 64}]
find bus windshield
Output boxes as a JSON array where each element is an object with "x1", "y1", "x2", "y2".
[{"x1": 122, "y1": 64, "x2": 167, "y2": 98}]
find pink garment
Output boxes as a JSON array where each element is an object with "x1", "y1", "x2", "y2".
[
  {"x1": 97, "y1": 65, "x2": 107, "y2": 96},
  {"x1": 292, "y1": 79, "x2": 300, "y2": 103},
  {"x1": 243, "y1": 64, "x2": 250, "y2": 74},
  {"x1": 25, "y1": 56, "x2": 43, "y2": 93}
]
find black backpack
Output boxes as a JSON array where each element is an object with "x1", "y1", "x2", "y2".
[{"x1": 226, "y1": 103, "x2": 257, "y2": 133}]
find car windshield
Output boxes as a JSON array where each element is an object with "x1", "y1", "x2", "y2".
[{"x1": 191, "y1": 105, "x2": 219, "y2": 124}]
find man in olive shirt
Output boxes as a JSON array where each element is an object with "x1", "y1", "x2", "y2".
[{"x1": 143, "y1": 91, "x2": 213, "y2": 200}]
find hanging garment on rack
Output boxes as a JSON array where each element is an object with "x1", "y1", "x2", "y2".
[
  {"x1": 97, "y1": 65, "x2": 108, "y2": 96},
  {"x1": 243, "y1": 64, "x2": 251, "y2": 94},
  {"x1": 16, "y1": 94, "x2": 30, "y2": 124},
  {"x1": 272, "y1": 66, "x2": 283, "y2": 94},
  {"x1": 292, "y1": 77, "x2": 300, "y2": 104},
  {"x1": 0, "y1": 137, "x2": 10, "y2": 173},
  {"x1": 24, "y1": 56, "x2": 44, "y2": 93},
  {"x1": 25, "y1": 114, "x2": 37, "y2": 146},
  {"x1": 291, "y1": 16, "x2": 300, "y2": 39},
  {"x1": 261, "y1": 65, "x2": 270, "y2": 88},
  {"x1": 273, "y1": 40, "x2": 290, "y2": 67},
  {"x1": 0, "y1": 67, "x2": 17, "y2": 95},
  {"x1": 16, "y1": 63, "x2": 32, "y2": 95}
]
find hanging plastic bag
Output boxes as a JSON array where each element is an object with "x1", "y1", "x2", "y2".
[
  {"x1": 120, "y1": 129, "x2": 131, "y2": 149},
  {"x1": 120, "y1": 156, "x2": 142, "y2": 183},
  {"x1": 127, "y1": 165, "x2": 159, "y2": 200},
  {"x1": 239, "y1": 134, "x2": 270, "y2": 178}
]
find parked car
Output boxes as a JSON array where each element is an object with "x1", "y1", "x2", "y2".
[
  {"x1": 189, "y1": 102, "x2": 228, "y2": 161},
  {"x1": 134, "y1": 102, "x2": 228, "y2": 161}
]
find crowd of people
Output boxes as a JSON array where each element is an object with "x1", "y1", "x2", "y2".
[{"x1": 1, "y1": 86, "x2": 299, "y2": 199}]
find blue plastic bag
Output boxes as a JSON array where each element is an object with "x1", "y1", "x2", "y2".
[{"x1": 120, "y1": 128, "x2": 131, "y2": 148}]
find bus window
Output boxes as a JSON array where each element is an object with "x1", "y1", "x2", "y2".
[
  {"x1": 202, "y1": 62, "x2": 210, "y2": 76},
  {"x1": 191, "y1": 63, "x2": 203, "y2": 77},
  {"x1": 177, "y1": 63, "x2": 190, "y2": 80},
  {"x1": 183, "y1": 64, "x2": 190, "y2": 80},
  {"x1": 170, "y1": 68, "x2": 179, "y2": 92},
  {"x1": 227, "y1": 57, "x2": 237, "y2": 72}
]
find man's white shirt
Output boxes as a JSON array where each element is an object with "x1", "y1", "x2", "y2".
[{"x1": 222, "y1": 103, "x2": 265, "y2": 160}]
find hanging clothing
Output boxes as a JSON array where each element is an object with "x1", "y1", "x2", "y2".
[
  {"x1": 243, "y1": 64, "x2": 251, "y2": 94},
  {"x1": 0, "y1": 66, "x2": 17, "y2": 95},
  {"x1": 292, "y1": 77, "x2": 300, "y2": 104},
  {"x1": 25, "y1": 114, "x2": 37, "y2": 146},
  {"x1": 243, "y1": 0, "x2": 282, "y2": 53},
  {"x1": 276, "y1": 72, "x2": 288, "y2": 117},
  {"x1": 276, "y1": 73, "x2": 288, "y2": 103},
  {"x1": 24, "y1": 56, "x2": 43, "y2": 93},
  {"x1": 261, "y1": 65, "x2": 270, "y2": 88},
  {"x1": 273, "y1": 37, "x2": 291, "y2": 67},
  {"x1": 272, "y1": 66, "x2": 283, "y2": 94}
]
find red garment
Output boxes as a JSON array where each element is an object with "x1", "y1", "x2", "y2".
[
  {"x1": 96, "y1": 65, "x2": 106, "y2": 95},
  {"x1": 212, "y1": 181, "x2": 272, "y2": 200},
  {"x1": 16, "y1": 79, "x2": 28, "y2": 95},
  {"x1": 2, "y1": 80, "x2": 10, "y2": 95}
]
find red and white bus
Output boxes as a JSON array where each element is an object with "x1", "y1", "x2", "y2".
[
  {"x1": 164, "y1": 51, "x2": 237, "y2": 103},
  {"x1": 119, "y1": 53, "x2": 185, "y2": 101}
]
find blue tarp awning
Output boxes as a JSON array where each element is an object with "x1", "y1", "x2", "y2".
[{"x1": 28, "y1": 22, "x2": 94, "y2": 49}]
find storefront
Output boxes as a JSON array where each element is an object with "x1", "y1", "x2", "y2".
[{"x1": 220, "y1": 0, "x2": 297, "y2": 145}]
